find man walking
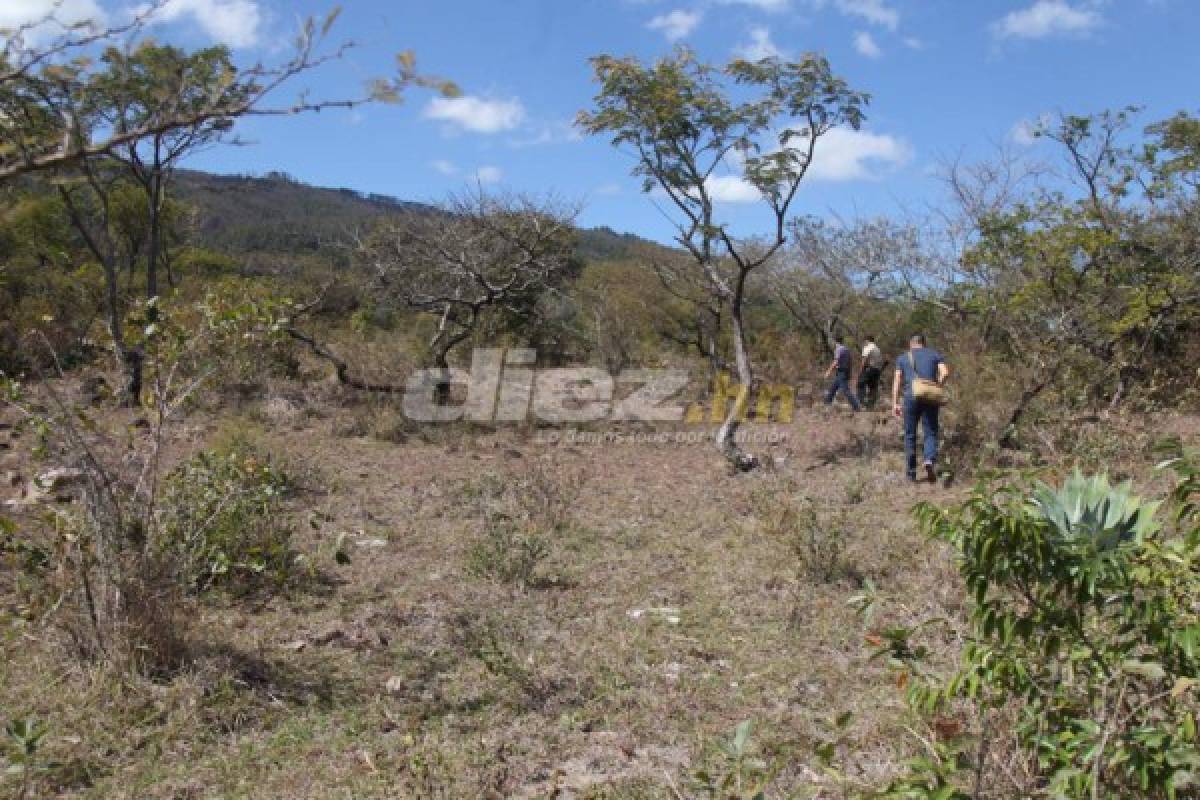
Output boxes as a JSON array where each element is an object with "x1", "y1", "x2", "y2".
[
  {"x1": 891, "y1": 334, "x2": 950, "y2": 482},
  {"x1": 823, "y1": 334, "x2": 861, "y2": 411},
  {"x1": 857, "y1": 335, "x2": 885, "y2": 409}
]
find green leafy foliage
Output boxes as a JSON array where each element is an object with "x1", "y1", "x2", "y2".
[
  {"x1": 885, "y1": 463, "x2": 1200, "y2": 798},
  {"x1": 464, "y1": 514, "x2": 550, "y2": 589},
  {"x1": 157, "y1": 436, "x2": 295, "y2": 593},
  {"x1": 3, "y1": 717, "x2": 48, "y2": 800},
  {"x1": 690, "y1": 720, "x2": 778, "y2": 800}
]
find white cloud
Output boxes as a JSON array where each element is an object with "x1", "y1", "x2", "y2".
[
  {"x1": 474, "y1": 165, "x2": 503, "y2": 184},
  {"x1": 705, "y1": 174, "x2": 763, "y2": 203},
  {"x1": 646, "y1": 9, "x2": 702, "y2": 41},
  {"x1": 144, "y1": 0, "x2": 263, "y2": 48},
  {"x1": 432, "y1": 160, "x2": 502, "y2": 183},
  {"x1": 808, "y1": 0, "x2": 899, "y2": 30},
  {"x1": 594, "y1": 182, "x2": 622, "y2": 197},
  {"x1": 853, "y1": 30, "x2": 882, "y2": 58},
  {"x1": 0, "y1": 0, "x2": 106, "y2": 43},
  {"x1": 508, "y1": 119, "x2": 583, "y2": 148},
  {"x1": 804, "y1": 127, "x2": 912, "y2": 181},
  {"x1": 1010, "y1": 113, "x2": 1053, "y2": 145},
  {"x1": 717, "y1": 0, "x2": 791, "y2": 12},
  {"x1": 834, "y1": 0, "x2": 899, "y2": 30},
  {"x1": 735, "y1": 26, "x2": 787, "y2": 60},
  {"x1": 992, "y1": 0, "x2": 1103, "y2": 39},
  {"x1": 423, "y1": 95, "x2": 526, "y2": 134},
  {"x1": 902, "y1": 36, "x2": 923, "y2": 50},
  {"x1": 696, "y1": 127, "x2": 911, "y2": 203}
]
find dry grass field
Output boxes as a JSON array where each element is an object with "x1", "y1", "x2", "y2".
[{"x1": 1, "y1": 383, "x2": 1194, "y2": 798}]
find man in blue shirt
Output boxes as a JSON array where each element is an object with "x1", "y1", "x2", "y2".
[
  {"x1": 823, "y1": 334, "x2": 861, "y2": 411},
  {"x1": 891, "y1": 333, "x2": 950, "y2": 482}
]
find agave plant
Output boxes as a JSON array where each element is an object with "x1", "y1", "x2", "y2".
[{"x1": 1030, "y1": 470, "x2": 1161, "y2": 550}]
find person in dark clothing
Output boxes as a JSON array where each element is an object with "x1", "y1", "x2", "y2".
[
  {"x1": 823, "y1": 335, "x2": 861, "y2": 411},
  {"x1": 856, "y1": 334, "x2": 885, "y2": 409},
  {"x1": 891, "y1": 333, "x2": 950, "y2": 482}
]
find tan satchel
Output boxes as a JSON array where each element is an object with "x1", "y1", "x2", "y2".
[{"x1": 910, "y1": 354, "x2": 948, "y2": 406}]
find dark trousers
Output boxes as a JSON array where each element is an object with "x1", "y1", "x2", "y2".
[
  {"x1": 824, "y1": 370, "x2": 861, "y2": 411},
  {"x1": 857, "y1": 366, "x2": 882, "y2": 408},
  {"x1": 903, "y1": 399, "x2": 940, "y2": 477}
]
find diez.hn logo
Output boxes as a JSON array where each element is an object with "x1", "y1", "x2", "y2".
[{"x1": 402, "y1": 348, "x2": 795, "y2": 425}]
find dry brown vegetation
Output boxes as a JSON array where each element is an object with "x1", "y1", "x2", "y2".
[{"x1": 3, "y1": 366, "x2": 1193, "y2": 799}]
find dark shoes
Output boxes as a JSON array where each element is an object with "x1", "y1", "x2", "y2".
[{"x1": 907, "y1": 463, "x2": 937, "y2": 484}]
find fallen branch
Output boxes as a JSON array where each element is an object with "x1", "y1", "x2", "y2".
[{"x1": 285, "y1": 326, "x2": 406, "y2": 394}]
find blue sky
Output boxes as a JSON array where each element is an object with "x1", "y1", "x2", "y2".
[{"x1": 7, "y1": 0, "x2": 1198, "y2": 242}]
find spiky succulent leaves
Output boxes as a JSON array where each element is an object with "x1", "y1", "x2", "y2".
[{"x1": 1031, "y1": 469, "x2": 1161, "y2": 551}]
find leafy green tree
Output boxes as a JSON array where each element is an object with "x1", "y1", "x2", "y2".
[
  {"x1": 2, "y1": 7, "x2": 456, "y2": 403},
  {"x1": 578, "y1": 47, "x2": 868, "y2": 468},
  {"x1": 49, "y1": 43, "x2": 252, "y2": 402},
  {"x1": 941, "y1": 109, "x2": 1200, "y2": 445},
  {"x1": 93, "y1": 42, "x2": 249, "y2": 297},
  {"x1": 0, "y1": 6, "x2": 455, "y2": 180}
]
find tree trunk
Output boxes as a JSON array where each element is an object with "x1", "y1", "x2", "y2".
[
  {"x1": 120, "y1": 347, "x2": 144, "y2": 408},
  {"x1": 146, "y1": 171, "x2": 162, "y2": 302},
  {"x1": 715, "y1": 302, "x2": 758, "y2": 471},
  {"x1": 1108, "y1": 371, "x2": 1127, "y2": 411},
  {"x1": 428, "y1": 306, "x2": 476, "y2": 408},
  {"x1": 99, "y1": 256, "x2": 142, "y2": 407},
  {"x1": 998, "y1": 363, "x2": 1060, "y2": 449},
  {"x1": 701, "y1": 305, "x2": 724, "y2": 381},
  {"x1": 431, "y1": 347, "x2": 452, "y2": 407}
]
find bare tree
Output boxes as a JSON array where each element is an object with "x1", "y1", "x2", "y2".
[
  {"x1": 772, "y1": 215, "x2": 917, "y2": 357},
  {"x1": 355, "y1": 190, "x2": 578, "y2": 397}
]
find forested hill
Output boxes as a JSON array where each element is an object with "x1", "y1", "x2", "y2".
[{"x1": 174, "y1": 169, "x2": 657, "y2": 266}]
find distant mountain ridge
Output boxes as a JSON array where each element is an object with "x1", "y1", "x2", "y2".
[{"x1": 174, "y1": 169, "x2": 658, "y2": 265}]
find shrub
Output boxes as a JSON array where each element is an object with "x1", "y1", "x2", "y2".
[
  {"x1": 0, "y1": 285, "x2": 308, "y2": 675},
  {"x1": 791, "y1": 499, "x2": 847, "y2": 585},
  {"x1": 461, "y1": 465, "x2": 581, "y2": 588},
  {"x1": 882, "y1": 461, "x2": 1200, "y2": 799},
  {"x1": 464, "y1": 514, "x2": 550, "y2": 588},
  {"x1": 689, "y1": 720, "x2": 779, "y2": 799},
  {"x1": 156, "y1": 437, "x2": 295, "y2": 594},
  {"x1": 454, "y1": 612, "x2": 558, "y2": 709},
  {"x1": 756, "y1": 485, "x2": 847, "y2": 584}
]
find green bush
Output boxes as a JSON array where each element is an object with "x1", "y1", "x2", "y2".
[
  {"x1": 754, "y1": 484, "x2": 846, "y2": 584},
  {"x1": 460, "y1": 465, "x2": 580, "y2": 588},
  {"x1": 156, "y1": 438, "x2": 295, "y2": 593},
  {"x1": 884, "y1": 460, "x2": 1200, "y2": 799},
  {"x1": 464, "y1": 514, "x2": 550, "y2": 588}
]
